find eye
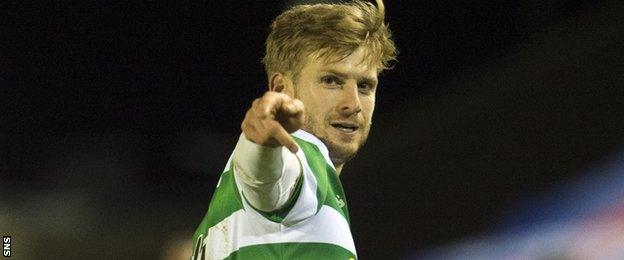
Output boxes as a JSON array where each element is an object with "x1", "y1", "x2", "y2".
[
  {"x1": 320, "y1": 75, "x2": 342, "y2": 87},
  {"x1": 357, "y1": 81, "x2": 375, "y2": 93}
]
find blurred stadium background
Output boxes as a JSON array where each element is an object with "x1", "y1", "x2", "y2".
[{"x1": 3, "y1": 0, "x2": 624, "y2": 259}]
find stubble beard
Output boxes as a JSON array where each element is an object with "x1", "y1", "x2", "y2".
[{"x1": 302, "y1": 110, "x2": 371, "y2": 166}]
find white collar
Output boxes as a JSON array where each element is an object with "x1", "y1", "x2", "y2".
[{"x1": 291, "y1": 130, "x2": 336, "y2": 171}]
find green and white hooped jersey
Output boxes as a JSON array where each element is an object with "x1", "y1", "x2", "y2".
[{"x1": 191, "y1": 130, "x2": 357, "y2": 260}]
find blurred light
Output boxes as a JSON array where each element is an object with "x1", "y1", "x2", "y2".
[{"x1": 405, "y1": 147, "x2": 624, "y2": 259}]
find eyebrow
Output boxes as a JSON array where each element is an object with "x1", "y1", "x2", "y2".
[{"x1": 321, "y1": 69, "x2": 378, "y2": 86}]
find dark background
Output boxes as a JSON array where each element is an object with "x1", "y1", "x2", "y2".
[{"x1": 3, "y1": 0, "x2": 624, "y2": 259}]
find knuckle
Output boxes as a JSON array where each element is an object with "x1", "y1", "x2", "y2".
[
  {"x1": 245, "y1": 109, "x2": 254, "y2": 120},
  {"x1": 258, "y1": 110, "x2": 269, "y2": 119},
  {"x1": 263, "y1": 91, "x2": 276, "y2": 99},
  {"x1": 278, "y1": 93, "x2": 291, "y2": 101}
]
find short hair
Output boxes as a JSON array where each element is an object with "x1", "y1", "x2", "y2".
[{"x1": 262, "y1": 0, "x2": 397, "y2": 80}]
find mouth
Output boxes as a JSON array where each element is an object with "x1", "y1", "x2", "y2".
[{"x1": 330, "y1": 122, "x2": 359, "y2": 133}]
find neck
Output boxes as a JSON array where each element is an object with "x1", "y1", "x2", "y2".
[{"x1": 331, "y1": 155, "x2": 346, "y2": 175}]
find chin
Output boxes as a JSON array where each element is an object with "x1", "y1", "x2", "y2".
[
  {"x1": 325, "y1": 138, "x2": 360, "y2": 164},
  {"x1": 307, "y1": 124, "x2": 367, "y2": 164}
]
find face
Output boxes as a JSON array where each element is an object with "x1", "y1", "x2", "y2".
[{"x1": 290, "y1": 47, "x2": 379, "y2": 166}]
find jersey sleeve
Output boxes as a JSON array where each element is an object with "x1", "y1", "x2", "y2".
[
  {"x1": 232, "y1": 133, "x2": 303, "y2": 216},
  {"x1": 231, "y1": 133, "x2": 336, "y2": 225}
]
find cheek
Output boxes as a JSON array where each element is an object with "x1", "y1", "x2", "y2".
[
  {"x1": 362, "y1": 97, "x2": 375, "y2": 119},
  {"x1": 310, "y1": 106, "x2": 331, "y2": 124},
  {"x1": 303, "y1": 93, "x2": 333, "y2": 120},
  {"x1": 304, "y1": 104, "x2": 325, "y2": 126}
]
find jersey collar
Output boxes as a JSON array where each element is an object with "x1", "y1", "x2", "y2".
[{"x1": 291, "y1": 130, "x2": 336, "y2": 171}]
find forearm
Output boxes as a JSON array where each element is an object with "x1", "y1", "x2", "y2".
[{"x1": 233, "y1": 133, "x2": 300, "y2": 212}]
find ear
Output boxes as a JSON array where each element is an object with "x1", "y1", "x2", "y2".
[{"x1": 269, "y1": 73, "x2": 286, "y2": 92}]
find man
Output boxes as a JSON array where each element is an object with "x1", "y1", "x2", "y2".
[{"x1": 191, "y1": 0, "x2": 396, "y2": 259}]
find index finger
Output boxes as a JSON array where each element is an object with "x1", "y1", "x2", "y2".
[{"x1": 266, "y1": 120, "x2": 299, "y2": 153}]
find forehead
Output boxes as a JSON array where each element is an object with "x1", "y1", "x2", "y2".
[{"x1": 300, "y1": 47, "x2": 379, "y2": 78}]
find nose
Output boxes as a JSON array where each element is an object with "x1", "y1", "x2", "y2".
[{"x1": 337, "y1": 81, "x2": 362, "y2": 116}]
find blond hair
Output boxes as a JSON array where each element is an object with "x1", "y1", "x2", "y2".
[{"x1": 262, "y1": 0, "x2": 397, "y2": 79}]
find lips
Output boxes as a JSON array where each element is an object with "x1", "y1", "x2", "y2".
[{"x1": 330, "y1": 121, "x2": 359, "y2": 133}]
